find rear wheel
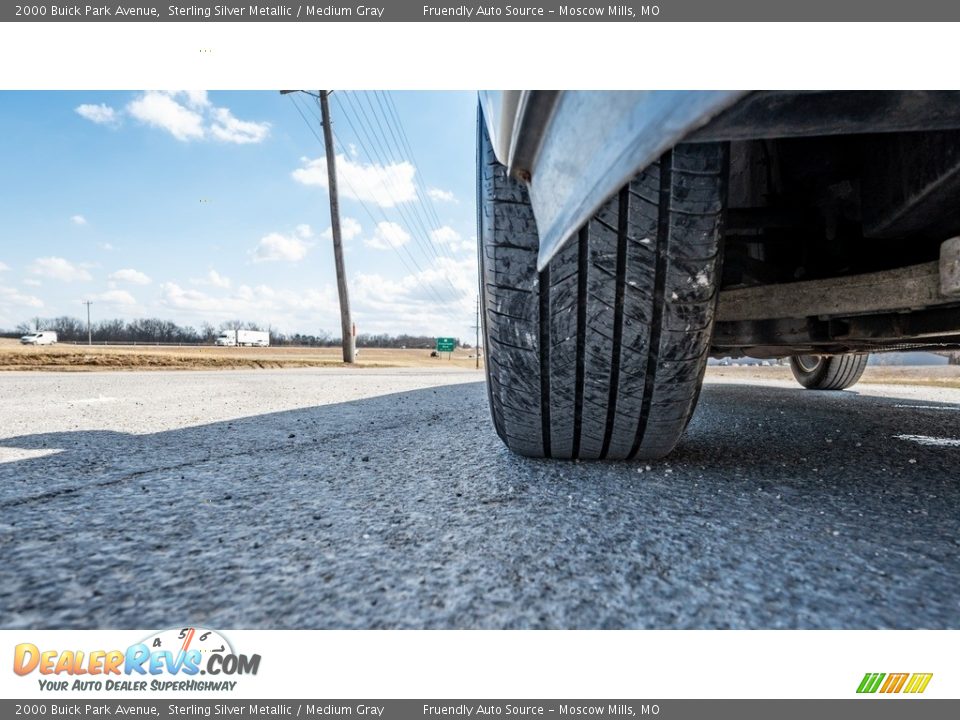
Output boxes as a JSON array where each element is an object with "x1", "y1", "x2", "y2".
[
  {"x1": 478, "y1": 117, "x2": 727, "y2": 460},
  {"x1": 789, "y1": 353, "x2": 869, "y2": 390}
]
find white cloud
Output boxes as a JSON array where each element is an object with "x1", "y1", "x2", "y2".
[
  {"x1": 30, "y1": 257, "x2": 92, "y2": 282},
  {"x1": 95, "y1": 290, "x2": 137, "y2": 306},
  {"x1": 352, "y1": 255, "x2": 477, "y2": 335},
  {"x1": 292, "y1": 155, "x2": 416, "y2": 208},
  {"x1": 179, "y1": 90, "x2": 210, "y2": 108},
  {"x1": 320, "y1": 217, "x2": 362, "y2": 242},
  {"x1": 0, "y1": 286, "x2": 43, "y2": 329},
  {"x1": 127, "y1": 91, "x2": 205, "y2": 141},
  {"x1": 159, "y1": 281, "x2": 338, "y2": 323},
  {"x1": 209, "y1": 107, "x2": 270, "y2": 145},
  {"x1": 71, "y1": 214, "x2": 88, "y2": 226},
  {"x1": 364, "y1": 221, "x2": 411, "y2": 251},
  {"x1": 427, "y1": 187, "x2": 457, "y2": 203},
  {"x1": 99, "y1": 243, "x2": 115, "y2": 251},
  {"x1": 108, "y1": 268, "x2": 152, "y2": 285},
  {"x1": 22, "y1": 278, "x2": 41, "y2": 287},
  {"x1": 428, "y1": 226, "x2": 475, "y2": 254},
  {"x1": 159, "y1": 283, "x2": 222, "y2": 314},
  {"x1": 75, "y1": 103, "x2": 119, "y2": 126},
  {"x1": 251, "y1": 231, "x2": 312, "y2": 263},
  {"x1": 123, "y1": 91, "x2": 269, "y2": 145},
  {"x1": 0, "y1": 262, "x2": 8, "y2": 272},
  {"x1": 430, "y1": 226, "x2": 461, "y2": 245},
  {"x1": 191, "y1": 270, "x2": 232, "y2": 289},
  {"x1": 295, "y1": 224, "x2": 313, "y2": 239},
  {"x1": 0, "y1": 286, "x2": 43, "y2": 310},
  {"x1": 208, "y1": 271, "x2": 232, "y2": 288}
]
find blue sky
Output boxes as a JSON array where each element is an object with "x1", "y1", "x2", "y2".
[{"x1": 0, "y1": 90, "x2": 479, "y2": 337}]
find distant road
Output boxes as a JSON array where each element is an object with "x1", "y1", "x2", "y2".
[
  {"x1": 0, "y1": 339, "x2": 482, "y2": 370},
  {"x1": 1, "y1": 368, "x2": 958, "y2": 628}
]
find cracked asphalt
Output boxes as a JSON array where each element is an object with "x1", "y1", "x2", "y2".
[{"x1": 1, "y1": 367, "x2": 958, "y2": 629}]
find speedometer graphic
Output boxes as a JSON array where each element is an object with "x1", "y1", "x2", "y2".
[{"x1": 141, "y1": 626, "x2": 234, "y2": 658}]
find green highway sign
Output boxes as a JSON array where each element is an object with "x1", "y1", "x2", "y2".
[{"x1": 436, "y1": 337, "x2": 456, "y2": 352}]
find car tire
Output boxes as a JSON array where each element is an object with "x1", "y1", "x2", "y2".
[
  {"x1": 478, "y1": 115, "x2": 727, "y2": 460},
  {"x1": 789, "y1": 353, "x2": 869, "y2": 390}
]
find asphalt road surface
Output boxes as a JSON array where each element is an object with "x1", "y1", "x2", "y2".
[{"x1": 1, "y1": 368, "x2": 958, "y2": 629}]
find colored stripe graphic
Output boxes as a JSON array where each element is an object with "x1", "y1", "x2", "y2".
[
  {"x1": 857, "y1": 673, "x2": 885, "y2": 693},
  {"x1": 880, "y1": 673, "x2": 909, "y2": 693},
  {"x1": 904, "y1": 673, "x2": 934, "y2": 694},
  {"x1": 857, "y1": 672, "x2": 933, "y2": 694}
]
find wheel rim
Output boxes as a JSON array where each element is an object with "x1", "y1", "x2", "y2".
[{"x1": 795, "y1": 354, "x2": 823, "y2": 373}]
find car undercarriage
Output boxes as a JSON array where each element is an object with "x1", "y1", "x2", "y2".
[{"x1": 706, "y1": 92, "x2": 960, "y2": 357}]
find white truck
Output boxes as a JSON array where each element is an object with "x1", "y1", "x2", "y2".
[
  {"x1": 20, "y1": 331, "x2": 58, "y2": 345},
  {"x1": 214, "y1": 329, "x2": 269, "y2": 347}
]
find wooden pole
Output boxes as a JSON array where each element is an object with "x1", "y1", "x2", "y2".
[{"x1": 319, "y1": 90, "x2": 355, "y2": 364}]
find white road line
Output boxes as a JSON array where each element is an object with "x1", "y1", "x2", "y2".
[{"x1": 895, "y1": 434, "x2": 960, "y2": 447}]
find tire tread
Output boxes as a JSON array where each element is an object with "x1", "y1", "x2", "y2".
[
  {"x1": 480, "y1": 111, "x2": 725, "y2": 460},
  {"x1": 790, "y1": 354, "x2": 869, "y2": 390}
]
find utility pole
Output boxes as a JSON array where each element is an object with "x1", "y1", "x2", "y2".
[
  {"x1": 318, "y1": 90, "x2": 355, "y2": 363},
  {"x1": 281, "y1": 89, "x2": 354, "y2": 362},
  {"x1": 472, "y1": 295, "x2": 482, "y2": 370},
  {"x1": 82, "y1": 300, "x2": 93, "y2": 345}
]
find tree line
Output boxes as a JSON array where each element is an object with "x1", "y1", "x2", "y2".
[{"x1": 2, "y1": 316, "x2": 461, "y2": 348}]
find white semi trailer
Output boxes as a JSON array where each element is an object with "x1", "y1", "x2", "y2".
[{"x1": 215, "y1": 330, "x2": 270, "y2": 347}]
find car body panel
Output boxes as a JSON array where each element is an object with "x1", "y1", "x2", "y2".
[{"x1": 479, "y1": 90, "x2": 746, "y2": 269}]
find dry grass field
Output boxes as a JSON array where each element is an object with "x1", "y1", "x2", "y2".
[
  {"x1": 0, "y1": 338, "x2": 484, "y2": 371},
  {"x1": 2, "y1": 338, "x2": 958, "y2": 387},
  {"x1": 707, "y1": 363, "x2": 960, "y2": 389}
]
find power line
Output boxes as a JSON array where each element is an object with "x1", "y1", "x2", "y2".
[
  {"x1": 335, "y1": 92, "x2": 459, "y2": 277},
  {"x1": 378, "y1": 91, "x2": 451, "y2": 230},
  {"x1": 333, "y1": 92, "x2": 444, "y2": 264},
  {"x1": 320, "y1": 99, "x2": 463, "y2": 310},
  {"x1": 363, "y1": 89, "x2": 459, "y2": 264},
  {"x1": 287, "y1": 92, "x2": 472, "y2": 325},
  {"x1": 286, "y1": 93, "x2": 460, "y2": 315},
  {"x1": 373, "y1": 91, "x2": 408, "y2": 167},
  {"x1": 291, "y1": 94, "x2": 436, "y2": 289},
  {"x1": 367, "y1": 91, "x2": 461, "y2": 266},
  {"x1": 381, "y1": 91, "x2": 460, "y2": 248}
]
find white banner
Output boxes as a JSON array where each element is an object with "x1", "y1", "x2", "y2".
[{"x1": 1, "y1": 629, "x2": 953, "y2": 699}]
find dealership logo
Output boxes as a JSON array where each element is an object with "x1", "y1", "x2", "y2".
[
  {"x1": 13, "y1": 627, "x2": 260, "y2": 692},
  {"x1": 857, "y1": 672, "x2": 933, "y2": 694}
]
